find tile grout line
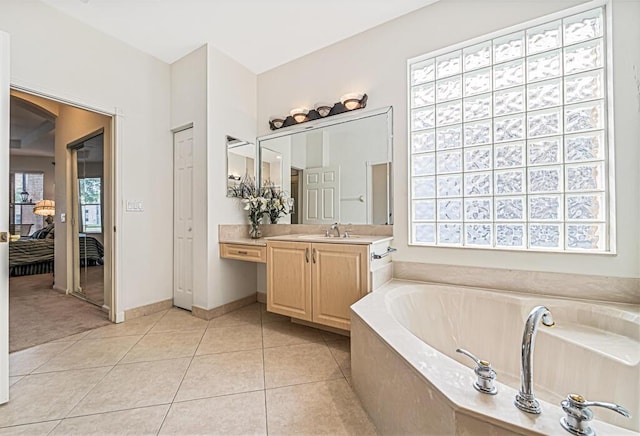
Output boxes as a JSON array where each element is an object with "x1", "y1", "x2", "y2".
[
  {"x1": 326, "y1": 339, "x2": 350, "y2": 381},
  {"x1": 156, "y1": 320, "x2": 208, "y2": 434},
  {"x1": 5, "y1": 312, "x2": 171, "y2": 434},
  {"x1": 53, "y1": 310, "x2": 169, "y2": 425},
  {"x1": 13, "y1": 340, "x2": 77, "y2": 377},
  {"x1": 59, "y1": 334, "x2": 147, "y2": 420},
  {"x1": 260, "y1": 305, "x2": 270, "y2": 435}
]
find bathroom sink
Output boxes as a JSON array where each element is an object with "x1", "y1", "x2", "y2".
[{"x1": 296, "y1": 234, "x2": 362, "y2": 240}]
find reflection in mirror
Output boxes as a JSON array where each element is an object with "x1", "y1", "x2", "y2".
[
  {"x1": 71, "y1": 133, "x2": 105, "y2": 307},
  {"x1": 257, "y1": 107, "x2": 392, "y2": 225},
  {"x1": 226, "y1": 135, "x2": 256, "y2": 197},
  {"x1": 260, "y1": 147, "x2": 283, "y2": 190}
]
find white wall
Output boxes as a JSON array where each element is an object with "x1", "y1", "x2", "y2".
[
  {"x1": 170, "y1": 45, "x2": 209, "y2": 309},
  {"x1": 258, "y1": 0, "x2": 640, "y2": 280},
  {"x1": 207, "y1": 46, "x2": 258, "y2": 309},
  {"x1": 0, "y1": 0, "x2": 173, "y2": 312}
]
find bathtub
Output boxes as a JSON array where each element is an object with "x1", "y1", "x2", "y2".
[{"x1": 351, "y1": 280, "x2": 639, "y2": 435}]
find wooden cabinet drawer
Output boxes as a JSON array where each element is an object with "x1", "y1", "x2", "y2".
[{"x1": 220, "y1": 243, "x2": 266, "y2": 263}]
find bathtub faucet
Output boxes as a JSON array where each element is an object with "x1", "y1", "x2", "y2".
[{"x1": 514, "y1": 305, "x2": 555, "y2": 415}]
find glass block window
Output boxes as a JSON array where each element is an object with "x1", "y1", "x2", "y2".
[{"x1": 409, "y1": 6, "x2": 611, "y2": 252}]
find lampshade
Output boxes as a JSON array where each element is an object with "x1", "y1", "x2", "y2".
[
  {"x1": 314, "y1": 103, "x2": 332, "y2": 117},
  {"x1": 290, "y1": 107, "x2": 309, "y2": 123},
  {"x1": 269, "y1": 116, "x2": 285, "y2": 129},
  {"x1": 33, "y1": 199, "x2": 55, "y2": 216},
  {"x1": 340, "y1": 93, "x2": 364, "y2": 110}
]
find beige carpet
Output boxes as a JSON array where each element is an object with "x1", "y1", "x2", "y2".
[{"x1": 9, "y1": 273, "x2": 110, "y2": 352}]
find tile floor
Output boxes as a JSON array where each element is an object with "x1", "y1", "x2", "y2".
[{"x1": 0, "y1": 303, "x2": 377, "y2": 435}]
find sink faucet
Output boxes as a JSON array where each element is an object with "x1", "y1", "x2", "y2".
[
  {"x1": 515, "y1": 305, "x2": 555, "y2": 414},
  {"x1": 330, "y1": 222, "x2": 341, "y2": 238}
]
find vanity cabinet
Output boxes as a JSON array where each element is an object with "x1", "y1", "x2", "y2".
[{"x1": 267, "y1": 240, "x2": 370, "y2": 331}]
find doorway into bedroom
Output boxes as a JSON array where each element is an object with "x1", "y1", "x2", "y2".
[{"x1": 7, "y1": 90, "x2": 112, "y2": 352}]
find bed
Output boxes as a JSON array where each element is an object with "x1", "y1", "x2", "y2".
[{"x1": 9, "y1": 232, "x2": 104, "y2": 277}]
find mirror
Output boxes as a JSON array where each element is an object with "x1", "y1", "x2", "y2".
[
  {"x1": 226, "y1": 136, "x2": 256, "y2": 197},
  {"x1": 257, "y1": 107, "x2": 392, "y2": 225},
  {"x1": 70, "y1": 132, "x2": 105, "y2": 307}
]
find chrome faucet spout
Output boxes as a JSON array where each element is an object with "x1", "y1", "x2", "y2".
[
  {"x1": 515, "y1": 305, "x2": 554, "y2": 414},
  {"x1": 330, "y1": 222, "x2": 341, "y2": 238}
]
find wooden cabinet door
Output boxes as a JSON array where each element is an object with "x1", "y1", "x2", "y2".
[
  {"x1": 267, "y1": 241, "x2": 312, "y2": 321},
  {"x1": 311, "y1": 243, "x2": 370, "y2": 330}
]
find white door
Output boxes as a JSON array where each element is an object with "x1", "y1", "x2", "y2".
[
  {"x1": 173, "y1": 128, "x2": 194, "y2": 310},
  {"x1": 302, "y1": 165, "x2": 340, "y2": 224},
  {"x1": 0, "y1": 30, "x2": 10, "y2": 404}
]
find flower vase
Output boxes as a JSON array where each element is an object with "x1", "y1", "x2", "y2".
[{"x1": 249, "y1": 222, "x2": 262, "y2": 239}]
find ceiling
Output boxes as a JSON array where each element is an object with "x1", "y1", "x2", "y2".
[
  {"x1": 10, "y1": 98, "x2": 55, "y2": 158},
  {"x1": 40, "y1": 0, "x2": 439, "y2": 74},
  {"x1": 10, "y1": 96, "x2": 104, "y2": 162}
]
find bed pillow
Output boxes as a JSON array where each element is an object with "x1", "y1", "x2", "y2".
[{"x1": 31, "y1": 224, "x2": 54, "y2": 239}]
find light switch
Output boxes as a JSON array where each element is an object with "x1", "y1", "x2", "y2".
[
  {"x1": 126, "y1": 200, "x2": 144, "y2": 212},
  {"x1": 60, "y1": 213, "x2": 66, "y2": 223}
]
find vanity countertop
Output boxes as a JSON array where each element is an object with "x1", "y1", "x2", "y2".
[
  {"x1": 264, "y1": 234, "x2": 393, "y2": 245},
  {"x1": 219, "y1": 238, "x2": 267, "y2": 247}
]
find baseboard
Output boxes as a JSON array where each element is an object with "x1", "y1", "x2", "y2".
[
  {"x1": 192, "y1": 293, "x2": 258, "y2": 321},
  {"x1": 124, "y1": 298, "x2": 173, "y2": 321},
  {"x1": 257, "y1": 292, "x2": 266, "y2": 304}
]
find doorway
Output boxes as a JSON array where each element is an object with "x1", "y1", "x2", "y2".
[
  {"x1": 6, "y1": 89, "x2": 115, "y2": 353},
  {"x1": 290, "y1": 167, "x2": 302, "y2": 224}
]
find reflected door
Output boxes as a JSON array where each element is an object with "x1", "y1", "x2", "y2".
[
  {"x1": 302, "y1": 165, "x2": 340, "y2": 224},
  {"x1": 71, "y1": 134, "x2": 105, "y2": 307}
]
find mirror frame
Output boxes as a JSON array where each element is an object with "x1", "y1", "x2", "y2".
[{"x1": 256, "y1": 106, "x2": 393, "y2": 224}]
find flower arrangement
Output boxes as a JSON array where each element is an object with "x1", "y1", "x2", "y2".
[
  {"x1": 241, "y1": 194, "x2": 268, "y2": 239},
  {"x1": 261, "y1": 184, "x2": 290, "y2": 224},
  {"x1": 239, "y1": 182, "x2": 291, "y2": 238}
]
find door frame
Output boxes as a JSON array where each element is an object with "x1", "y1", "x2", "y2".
[
  {"x1": 9, "y1": 84, "x2": 122, "y2": 323},
  {"x1": 1, "y1": 29, "x2": 10, "y2": 405}
]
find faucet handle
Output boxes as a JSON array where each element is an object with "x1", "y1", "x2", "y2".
[
  {"x1": 560, "y1": 394, "x2": 631, "y2": 436},
  {"x1": 343, "y1": 223, "x2": 353, "y2": 238},
  {"x1": 456, "y1": 348, "x2": 497, "y2": 395}
]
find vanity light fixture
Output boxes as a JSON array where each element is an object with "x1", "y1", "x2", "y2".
[
  {"x1": 268, "y1": 93, "x2": 368, "y2": 130},
  {"x1": 340, "y1": 93, "x2": 364, "y2": 110},
  {"x1": 290, "y1": 107, "x2": 309, "y2": 123},
  {"x1": 315, "y1": 103, "x2": 332, "y2": 117}
]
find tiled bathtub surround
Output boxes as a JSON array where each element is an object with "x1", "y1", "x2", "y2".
[
  {"x1": 394, "y1": 261, "x2": 640, "y2": 305},
  {"x1": 1, "y1": 304, "x2": 374, "y2": 435},
  {"x1": 351, "y1": 280, "x2": 639, "y2": 435}
]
